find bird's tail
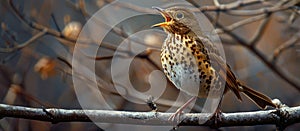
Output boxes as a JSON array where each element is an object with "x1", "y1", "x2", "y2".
[{"x1": 237, "y1": 81, "x2": 277, "y2": 109}]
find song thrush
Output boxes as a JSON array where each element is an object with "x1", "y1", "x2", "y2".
[{"x1": 152, "y1": 7, "x2": 277, "y2": 120}]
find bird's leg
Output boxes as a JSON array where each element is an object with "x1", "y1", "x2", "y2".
[
  {"x1": 168, "y1": 96, "x2": 197, "y2": 122},
  {"x1": 210, "y1": 95, "x2": 224, "y2": 126},
  {"x1": 213, "y1": 107, "x2": 223, "y2": 122}
]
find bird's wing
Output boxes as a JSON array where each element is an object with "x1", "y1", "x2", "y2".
[
  {"x1": 197, "y1": 37, "x2": 242, "y2": 100},
  {"x1": 209, "y1": 52, "x2": 242, "y2": 101},
  {"x1": 196, "y1": 37, "x2": 277, "y2": 109}
]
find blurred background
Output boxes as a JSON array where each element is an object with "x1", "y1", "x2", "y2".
[{"x1": 0, "y1": 0, "x2": 299, "y2": 130}]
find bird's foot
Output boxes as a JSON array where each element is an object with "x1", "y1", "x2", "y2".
[
  {"x1": 168, "y1": 108, "x2": 184, "y2": 123},
  {"x1": 168, "y1": 97, "x2": 197, "y2": 123},
  {"x1": 209, "y1": 108, "x2": 223, "y2": 128}
]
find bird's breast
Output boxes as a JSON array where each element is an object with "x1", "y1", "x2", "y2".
[{"x1": 161, "y1": 34, "x2": 218, "y2": 97}]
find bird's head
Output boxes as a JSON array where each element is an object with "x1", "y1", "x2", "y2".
[{"x1": 152, "y1": 7, "x2": 199, "y2": 35}]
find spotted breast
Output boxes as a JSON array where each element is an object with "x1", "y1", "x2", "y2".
[{"x1": 161, "y1": 33, "x2": 221, "y2": 97}]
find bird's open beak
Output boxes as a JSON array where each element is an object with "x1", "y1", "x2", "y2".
[{"x1": 152, "y1": 7, "x2": 171, "y2": 28}]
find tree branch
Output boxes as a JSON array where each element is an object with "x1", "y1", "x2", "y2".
[
  {"x1": 0, "y1": 104, "x2": 300, "y2": 129},
  {"x1": 199, "y1": 0, "x2": 266, "y2": 11},
  {"x1": 199, "y1": 0, "x2": 294, "y2": 16},
  {"x1": 272, "y1": 32, "x2": 300, "y2": 64},
  {"x1": 215, "y1": 14, "x2": 268, "y2": 34},
  {"x1": 0, "y1": 28, "x2": 47, "y2": 53}
]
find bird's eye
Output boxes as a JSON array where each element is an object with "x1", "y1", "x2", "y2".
[{"x1": 176, "y1": 12, "x2": 184, "y2": 19}]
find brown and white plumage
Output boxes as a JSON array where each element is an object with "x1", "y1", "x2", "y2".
[
  {"x1": 161, "y1": 33, "x2": 221, "y2": 98},
  {"x1": 153, "y1": 7, "x2": 277, "y2": 119}
]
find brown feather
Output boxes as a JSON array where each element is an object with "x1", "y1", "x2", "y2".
[
  {"x1": 238, "y1": 81, "x2": 277, "y2": 109},
  {"x1": 208, "y1": 52, "x2": 276, "y2": 108},
  {"x1": 208, "y1": 52, "x2": 242, "y2": 100}
]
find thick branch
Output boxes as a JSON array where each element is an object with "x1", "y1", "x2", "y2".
[{"x1": 0, "y1": 104, "x2": 300, "y2": 128}]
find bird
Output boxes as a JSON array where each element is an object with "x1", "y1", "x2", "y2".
[{"x1": 152, "y1": 6, "x2": 277, "y2": 121}]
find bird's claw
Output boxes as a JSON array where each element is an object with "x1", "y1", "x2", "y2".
[
  {"x1": 168, "y1": 109, "x2": 184, "y2": 123},
  {"x1": 209, "y1": 109, "x2": 223, "y2": 128}
]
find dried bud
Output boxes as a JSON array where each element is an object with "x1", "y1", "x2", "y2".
[
  {"x1": 96, "y1": 0, "x2": 105, "y2": 7},
  {"x1": 62, "y1": 21, "x2": 82, "y2": 40},
  {"x1": 1, "y1": 22, "x2": 6, "y2": 30},
  {"x1": 34, "y1": 57, "x2": 56, "y2": 79},
  {"x1": 272, "y1": 98, "x2": 286, "y2": 108}
]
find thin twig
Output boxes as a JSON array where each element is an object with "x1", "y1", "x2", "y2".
[
  {"x1": 104, "y1": 0, "x2": 154, "y2": 13},
  {"x1": 215, "y1": 14, "x2": 268, "y2": 34},
  {"x1": 249, "y1": 14, "x2": 272, "y2": 46},
  {"x1": 213, "y1": 12, "x2": 220, "y2": 27},
  {"x1": 68, "y1": 0, "x2": 160, "y2": 50},
  {"x1": 0, "y1": 29, "x2": 47, "y2": 53},
  {"x1": 8, "y1": 0, "x2": 77, "y2": 42},
  {"x1": 199, "y1": 0, "x2": 266, "y2": 11},
  {"x1": 220, "y1": 22, "x2": 300, "y2": 91},
  {"x1": 225, "y1": 5, "x2": 292, "y2": 16},
  {"x1": 78, "y1": 0, "x2": 89, "y2": 18},
  {"x1": 201, "y1": 11, "x2": 300, "y2": 92},
  {"x1": 272, "y1": 33, "x2": 300, "y2": 64},
  {"x1": 50, "y1": 13, "x2": 61, "y2": 32},
  {"x1": 200, "y1": 1, "x2": 293, "y2": 16}
]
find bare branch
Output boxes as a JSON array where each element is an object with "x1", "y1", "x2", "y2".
[
  {"x1": 223, "y1": 4, "x2": 292, "y2": 16},
  {"x1": 104, "y1": 0, "x2": 154, "y2": 13},
  {"x1": 199, "y1": 0, "x2": 266, "y2": 11},
  {"x1": 215, "y1": 14, "x2": 268, "y2": 34},
  {"x1": 272, "y1": 33, "x2": 300, "y2": 64},
  {"x1": 199, "y1": 0, "x2": 294, "y2": 16},
  {"x1": 0, "y1": 29, "x2": 47, "y2": 53},
  {"x1": 207, "y1": 13, "x2": 300, "y2": 91},
  {"x1": 7, "y1": 0, "x2": 77, "y2": 43},
  {"x1": 0, "y1": 104, "x2": 299, "y2": 129},
  {"x1": 249, "y1": 14, "x2": 272, "y2": 46}
]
